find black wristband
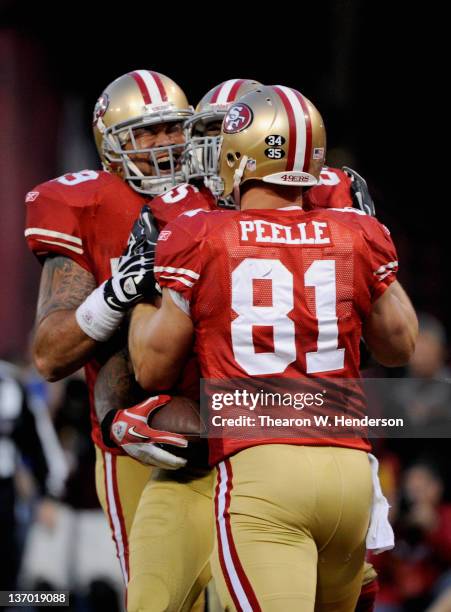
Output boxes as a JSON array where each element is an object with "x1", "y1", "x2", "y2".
[{"x1": 100, "y1": 410, "x2": 119, "y2": 449}]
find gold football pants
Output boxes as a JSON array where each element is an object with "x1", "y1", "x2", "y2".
[
  {"x1": 212, "y1": 445, "x2": 373, "y2": 612},
  {"x1": 95, "y1": 447, "x2": 151, "y2": 584},
  {"x1": 127, "y1": 466, "x2": 215, "y2": 612},
  {"x1": 95, "y1": 448, "x2": 216, "y2": 611}
]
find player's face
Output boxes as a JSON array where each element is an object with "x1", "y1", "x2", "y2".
[
  {"x1": 205, "y1": 120, "x2": 222, "y2": 137},
  {"x1": 125, "y1": 122, "x2": 185, "y2": 177}
]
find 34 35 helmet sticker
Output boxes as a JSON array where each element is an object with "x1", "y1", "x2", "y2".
[{"x1": 264, "y1": 134, "x2": 285, "y2": 159}]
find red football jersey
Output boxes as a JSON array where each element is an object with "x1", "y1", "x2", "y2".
[
  {"x1": 155, "y1": 206, "x2": 398, "y2": 465},
  {"x1": 150, "y1": 183, "x2": 217, "y2": 229},
  {"x1": 25, "y1": 171, "x2": 215, "y2": 451},
  {"x1": 304, "y1": 167, "x2": 354, "y2": 210}
]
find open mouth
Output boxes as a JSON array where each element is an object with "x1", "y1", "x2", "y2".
[{"x1": 153, "y1": 153, "x2": 181, "y2": 173}]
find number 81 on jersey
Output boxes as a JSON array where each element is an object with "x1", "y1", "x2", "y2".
[{"x1": 231, "y1": 258, "x2": 345, "y2": 376}]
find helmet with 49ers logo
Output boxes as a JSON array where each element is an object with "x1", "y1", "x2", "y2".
[
  {"x1": 219, "y1": 85, "x2": 326, "y2": 202},
  {"x1": 184, "y1": 78, "x2": 261, "y2": 196},
  {"x1": 93, "y1": 70, "x2": 194, "y2": 196}
]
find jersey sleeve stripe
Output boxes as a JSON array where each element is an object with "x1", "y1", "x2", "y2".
[
  {"x1": 158, "y1": 274, "x2": 194, "y2": 288},
  {"x1": 32, "y1": 239, "x2": 84, "y2": 255},
  {"x1": 154, "y1": 266, "x2": 200, "y2": 280},
  {"x1": 25, "y1": 228, "x2": 83, "y2": 245},
  {"x1": 374, "y1": 260, "x2": 398, "y2": 274},
  {"x1": 374, "y1": 261, "x2": 398, "y2": 280}
]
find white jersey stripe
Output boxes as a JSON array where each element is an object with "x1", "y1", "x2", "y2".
[
  {"x1": 374, "y1": 261, "x2": 398, "y2": 280},
  {"x1": 136, "y1": 70, "x2": 164, "y2": 105},
  {"x1": 154, "y1": 266, "x2": 200, "y2": 279},
  {"x1": 216, "y1": 79, "x2": 240, "y2": 104},
  {"x1": 277, "y1": 85, "x2": 306, "y2": 172},
  {"x1": 216, "y1": 462, "x2": 254, "y2": 612},
  {"x1": 25, "y1": 227, "x2": 82, "y2": 245},
  {"x1": 158, "y1": 275, "x2": 194, "y2": 288},
  {"x1": 34, "y1": 239, "x2": 84, "y2": 255},
  {"x1": 104, "y1": 453, "x2": 128, "y2": 584}
]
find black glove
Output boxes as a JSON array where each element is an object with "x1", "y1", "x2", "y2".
[
  {"x1": 103, "y1": 206, "x2": 160, "y2": 311},
  {"x1": 139, "y1": 205, "x2": 160, "y2": 248},
  {"x1": 123, "y1": 205, "x2": 159, "y2": 257},
  {"x1": 342, "y1": 166, "x2": 376, "y2": 217}
]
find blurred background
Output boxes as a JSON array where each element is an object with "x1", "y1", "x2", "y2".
[{"x1": 0, "y1": 2, "x2": 449, "y2": 610}]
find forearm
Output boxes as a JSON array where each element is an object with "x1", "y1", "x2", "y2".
[
  {"x1": 364, "y1": 280, "x2": 418, "y2": 366},
  {"x1": 389, "y1": 281, "x2": 418, "y2": 340},
  {"x1": 33, "y1": 310, "x2": 97, "y2": 381},
  {"x1": 33, "y1": 256, "x2": 98, "y2": 381},
  {"x1": 129, "y1": 292, "x2": 193, "y2": 391},
  {"x1": 94, "y1": 347, "x2": 146, "y2": 423},
  {"x1": 128, "y1": 303, "x2": 166, "y2": 390}
]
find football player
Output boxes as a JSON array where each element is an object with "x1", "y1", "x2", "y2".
[
  {"x1": 25, "y1": 69, "x2": 198, "y2": 594},
  {"x1": 95, "y1": 77, "x2": 381, "y2": 609},
  {"x1": 94, "y1": 79, "x2": 264, "y2": 612},
  {"x1": 128, "y1": 85, "x2": 418, "y2": 611},
  {"x1": 109, "y1": 81, "x2": 380, "y2": 610},
  {"x1": 184, "y1": 78, "x2": 261, "y2": 200}
]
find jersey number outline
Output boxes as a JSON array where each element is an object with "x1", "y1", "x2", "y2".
[
  {"x1": 161, "y1": 184, "x2": 199, "y2": 204},
  {"x1": 56, "y1": 171, "x2": 99, "y2": 186},
  {"x1": 231, "y1": 258, "x2": 345, "y2": 375}
]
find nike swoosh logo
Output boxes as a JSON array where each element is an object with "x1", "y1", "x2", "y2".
[
  {"x1": 128, "y1": 426, "x2": 149, "y2": 440},
  {"x1": 106, "y1": 296, "x2": 119, "y2": 309}
]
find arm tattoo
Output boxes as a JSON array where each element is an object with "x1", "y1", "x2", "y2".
[
  {"x1": 36, "y1": 256, "x2": 96, "y2": 323},
  {"x1": 94, "y1": 347, "x2": 147, "y2": 421}
]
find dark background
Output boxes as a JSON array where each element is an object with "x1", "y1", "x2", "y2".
[
  {"x1": 0, "y1": 1, "x2": 445, "y2": 357},
  {"x1": 1, "y1": 5, "x2": 450, "y2": 610}
]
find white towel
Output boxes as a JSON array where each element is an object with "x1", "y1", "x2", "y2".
[{"x1": 366, "y1": 453, "x2": 395, "y2": 554}]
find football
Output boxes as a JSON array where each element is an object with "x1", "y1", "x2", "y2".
[{"x1": 149, "y1": 396, "x2": 209, "y2": 468}]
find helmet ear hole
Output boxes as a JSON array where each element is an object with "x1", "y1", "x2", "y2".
[{"x1": 227, "y1": 153, "x2": 235, "y2": 167}]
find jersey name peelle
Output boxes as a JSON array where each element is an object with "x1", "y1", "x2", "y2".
[{"x1": 239, "y1": 219, "x2": 331, "y2": 245}]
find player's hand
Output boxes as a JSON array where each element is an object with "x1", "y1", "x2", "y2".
[
  {"x1": 123, "y1": 205, "x2": 159, "y2": 257},
  {"x1": 76, "y1": 206, "x2": 160, "y2": 340},
  {"x1": 342, "y1": 166, "x2": 376, "y2": 216},
  {"x1": 103, "y1": 206, "x2": 160, "y2": 311},
  {"x1": 107, "y1": 395, "x2": 188, "y2": 469}
]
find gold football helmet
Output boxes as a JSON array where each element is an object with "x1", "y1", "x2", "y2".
[
  {"x1": 219, "y1": 85, "x2": 326, "y2": 204},
  {"x1": 184, "y1": 79, "x2": 261, "y2": 196},
  {"x1": 93, "y1": 70, "x2": 193, "y2": 196}
]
